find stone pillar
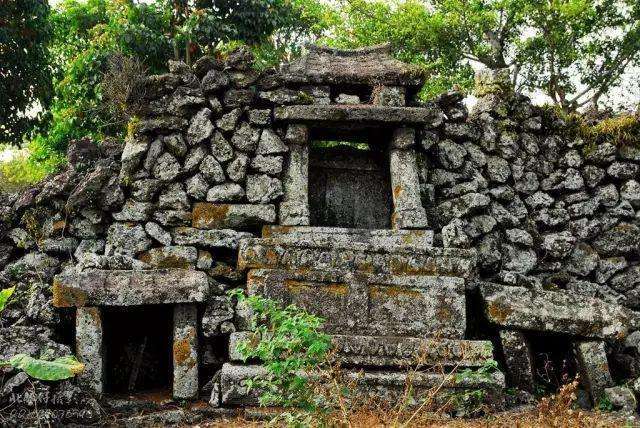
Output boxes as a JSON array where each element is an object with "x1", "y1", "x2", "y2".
[
  {"x1": 280, "y1": 124, "x2": 310, "y2": 226},
  {"x1": 389, "y1": 128, "x2": 429, "y2": 229},
  {"x1": 373, "y1": 86, "x2": 406, "y2": 106},
  {"x1": 75, "y1": 307, "x2": 104, "y2": 394},
  {"x1": 498, "y1": 330, "x2": 535, "y2": 393},
  {"x1": 173, "y1": 304, "x2": 199, "y2": 400},
  {"x1": 574, "y1": 340, "x2": 613, "y2": 404}
]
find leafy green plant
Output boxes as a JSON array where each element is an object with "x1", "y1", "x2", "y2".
[
  {"x1": 597, "y1": 394, "x2": 614, "y2": 412},
  {"x1": 0, "y1": 287, "x2": 16, "y2": 313},
  {"x1": 228, "y1": 289, "x2": 332, "y2": 412},
  {"x1": 0, "y1": 354, "x2": 85, "y2": 381}
]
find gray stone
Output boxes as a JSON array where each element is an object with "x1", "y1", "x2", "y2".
[
  {"x1": 514, "y1": 172, "x2": 539, "y2": 194},
  {"x1": 583, "y1": 165, "x2": 606, "y2": 188},
  {"x1": 372, "y1": 86, "x2": 406, "y2": 106},
  {"x1": 390, "y1": 128, "x2": 415, "y2": 149},
  {"x1": 158, "y1": 183, "x2": 189, "y2": 211},
  {"x1": 105, "y1": 223, "x2": 152, "y2": 256},
  {"x1": 486, "y1": 156, "x2": 511, "y2": 183},
  {"x1": 592, "y1": 223, "x2": 640, "y2": 256},
  {"x1": 574, "y1": 340, "x2": 613, "y2": 404},
  {"x1": 143, "y1": 138, "x2": 163, "y2": 171},
  {"x1": 464, "y1": 215, "x2": 497, "y2": 238},
  {"x1": 621, "y1": 180, "x2": 640, "y2": 208},
  {"x1": 505, "y1": 229, "x2": 533, "y2": 246},
  {"x1": 223, "y1": 88, "x2": 255, "y2": 108},
  {"x1": 479, "y1": 283, "x2": 636, "y2": 339},
  {"x1": 200, "y1": 155, "x2": 226, "y2": 183},
  {"x1": 202, "y1": 297, "x2": 235, "y2": 337},
  {"x1": 250, "y1": 155, "x2": 283, "y2": 175},
  {"x1": 173, "y1": 304, "x2": 199, "y2": 400},
  {"x1": 602, "y1": 386, "x2": 636, "y2": 414},
  {"x1": 610, "y1": 266, "x2": 640, "y2": 293},
  {"x1": 437, "y1": 193, "x2": 490, "y2": 221},
  {"x1": 596, "y1": 257, "x2": 628, "y2": 284},
  {"x1": 390, "y1": 149, "x2": 429, "y2": 228},
  {"x1": 139, "y1": 246, "x2": 198, "y2": 268},
  {"x1": 53, "y1": 269, "x2": 209, "y2": 307},
  {"x1": 74, "y1": 239, "x2": 105, "y2": 262},
  {"x1": 499, "y1": 330, "x2": 534, "y2": 393},
  {"x1": 226, "y1": 153, "x2": 250, "y2": 182},
  {"x1": 75, "y1": 307, "x2": 104, "y2": 394},
  {"x1": 607, "y1": 162, "x2": 639, "y2": 180},
  {"x1": 153, "y1": 152, "x2": 181, "y2": 181},
  {"x1": 215, "y1": 108, "x2": 242, "y2": 132},
  {"x1": 187, "y1": 108, "x2": 214, "y2": 145},
  {"x1": 335, "y1": 93, "x2": 360, "y2": 104},
  {"x1": 231, "y1": 122, "x2": 261, "y2": 152},
  {"x1": 164, "y1": 133, "x2": 187, "y2": 158},
  {"x1": 154, "y1": 209, "x2": 192, "y2": 227},
  {"x1": 596, "y1": 184, "x2": 619, "y2": 207},
  {"x1": 120, "y1": 136, "x2": 149, "y2": 176},
  {"x1": 246, "y1": 269, "x2": 466, "y2": 338},
  {"x1": 248, "y1": 109, "x2": 271, "y2": 125},
  {"x1": 442, "y1": 219, "x2": 470, "y2": 248},
  {"x1": 210, "y1": 131, "x2": 234, "y2": 163},
  {"x1": 246, "y1": 174, "x2": 283, "y2": 203},
  {"x1": 437, "y1": 140, "x2": 466, "y2": 169},
  {"x1": 201, "y1": 69, "x2": 230, "y2": 92},
  {"x1": 275, "y1": 104, "x2": 444, "y2": 126},
  {"x1": 172, "y1": 227, "x2": 252, "y2": 249},
  {"x1": 183, "y1": 145, "x2": 207, "y2": 173},
  {"x1": 145, "y1": 222, "x2": 172, "y2": 246},
  {"x1": 525, "y1": 191, "x2": 554, "y2": 209},
  {"x1": 185, "y1": 174, "x2": 209, "y2": 200},
  {"x1": 567, "y1": 243, "x2": 599, "y2": 276},
  {"x1": 541, "y1": 231, "x2": 576, "y2": 258},
  {"x1": 206, "y1": 183, "x2": 245, "y2": 202},
  {"x1": 256, "y1": 129, "x2": 288, "y2": 155},
  {"x1": 501, "y1": 244, "x2": 537, "y2": 273},
  {"x1": 192, "y1": 203, "x2": 276, "y2": 229}
]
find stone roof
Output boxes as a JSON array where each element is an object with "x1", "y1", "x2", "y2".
[{"x1": 280, "y1": 44, "x2": 424, "y2": 87}]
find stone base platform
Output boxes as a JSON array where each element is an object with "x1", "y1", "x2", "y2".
[{"x1": 211, "y1": 363, "x2": 505, "y2": 408}]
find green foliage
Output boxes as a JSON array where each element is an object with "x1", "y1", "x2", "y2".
[
  {"x1": 454, "y1": 359, "x2": 499, "y2": 383},
  {"x1": 228, "y1": 289, "x2": 332, "y2": 411},
  {"x1": 0, "y1": 287, "x2": 16, "y2": 313},
  {"x1": 0, "y1": 354, "x2": 85, "y2": 381},
  {"x1": 0, "y1": 146, "x2": 52, "y2": 192},
  {"x1": 0, "y1": 0, "x2": 53, "y2": 145},
  {"x1": 597, "y1": 394, "x2": 614, "y2": 412}
]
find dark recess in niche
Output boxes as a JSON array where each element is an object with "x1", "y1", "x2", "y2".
[
  {"x1": 308, "y1": 127, "x2": 392, "y2": 229},
  {"x1": 528, "y1": 332, "x2": 579, "y2": 394},
  {"x1": 103, "y1": 305, "x2": 173, "y2": 394}
]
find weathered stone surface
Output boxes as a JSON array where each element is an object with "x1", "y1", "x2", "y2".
[
  {"x1": 498, "y1": 330, "x2": 534, "y2": 393},
  {"x1": 187, "y1": 108, "x2": 214, "y2": 146},
  {"x1": 390, "y1": 149, "x2": 429, "y2": 228},
  {"x1": 202, "y1": 296, "x2": 235, "y2": 337},
  {"x1": 226, "y1": 153, "x2": 249, "y2": 182},
  {"x1": 245, "y1": 269, "x2": 466, "y2": 337},
  {"x1": 479, "y1": 283, "x2": 636, "y2": 339},
  {"x1": 210, "y1": 131, "x2": 234, "y2": 163},
  {"x1": 173, "y1": 304, "x2": 199, "y2": 400},
  {"x1": 75, "y1": 307, "x2": 104, "y2": 394},
  {"x1": 52, "y1": 269, "x2": 209, "y2": 307},
  {"x1": 229, "y1": 332, "x2": 493, "y2": 367},
  {"x1": 592, "y1": 223, "x2": 640, "y2": 256},
  {"x1": 603, "y1": 386, "x2": 637, "y2": 414},
  {"x1": 256, "y1": 129, "x2": 288, "y2": 155},
  {"x1": 573, "y1": 340, "x2": 613, "y2": 404},
  {"x1": 192, "y1": 203, "x2": 276, "y2": 229},
  {"x1": 215, "y1": 108, "x2": 242, "y2": 132},
  {"x1": 138, "y1": 246, "x2": 198, "y2": 268},
  {"x1": 246, "y1": 174, "x2": 283, "y2": 203},
  {"x1": 214, "y1": 363, "x2": 504, "y2": 407},
  {"x1": 145, "y1": 222, "x2": 172, "y2": 246},
  {"x1": 200, "y1": 155, "x2": 226, "y2": 184},
  {"x1": 250, "y1": 155, "x2": 283, "y2": 175},
  {"x1": 275, "y1": 105, "x2": 444, "y2": 126},
  {"x1": 206, "y1": 183, "x2": 245, "y2": 202},
  {"x1": 153, "y1": 152, "x2": 181, "y2": 181},
  {"x1": 231, "y1": 122, "x2": 260, "y2": 152},
  {"x1": 172, "y1": 227, "x2": 252, "y2": 249},
  {"x1": 112, "y1": 200, "x2": 154, "y2": 222},
  {"x1": 105, "y1": 223, "x2": 152, "y2": 256}
]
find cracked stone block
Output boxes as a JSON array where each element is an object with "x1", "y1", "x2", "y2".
[
  {"x1": 229, "y1": 332, "x2": 493, "y2": 367},
  {"x1": 274, "y1": 105, "x2": 444, "y2": 126},
  {"x1": 498, "y1": 330, "x2": 534, "y2": 392},
  {"x1": 76, "y1": 307, "x2": 104, "y2": 394},
  {"x1": 53, "y1": 269, "x2": 209, "y2": 307},
  {"x1": 173, "y1": 304, "x2": 199, "y2": 400},
  {"x1": 281, "y1": 126, "x2": 310, "y2": 226},
  {"x1": 479, "y1": 283, "x2": 636, "y2": 339},
  {"x1": 171, "y1": 227, "x2": 252, "y2": 249},
  {"x1": 238, "y1": 237, "x2": 476, "y2": 278},
  {"x1": 389, "y1": 148, "x2": 429, "y2": 229},
  {"x1": 245, "y1": 269, "x2": 466, "y2": 338},
  {"x1": 574, "y1": 340, "x2": 613, "y2": 404},
  {"x1": 192, "y1": 203, "x2": 276, "y2": 229},
  {"x1": 214, "y1": 363, "x2": 504, "y2": 407}
]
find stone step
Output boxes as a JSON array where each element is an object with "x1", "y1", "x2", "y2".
[
  {"x1": 262, "y1": 226, "x2": 434, "y2": 249},
  {"x1": 229, "y1": 332, "x2": 494, "y2": 368},
  {"x1": 479, "y1": 282, "x2": 638, "y2": 339},
  {"x1": 212, "y1": 363, "x2": 505, "y2": 408},
  {"x1": 237, "y1": 238, "x2": 476, "y2": 278},
  {"x1": 243, "y1": 269, "x2": 466, "y2": 338},
  {"x1": 53, "y1": 268, "x2": 209, "y2": 307}
]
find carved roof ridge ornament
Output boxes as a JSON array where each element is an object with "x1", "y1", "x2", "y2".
[{"x1": 281, "y1": 43, "x2": 425, "y2": 87}]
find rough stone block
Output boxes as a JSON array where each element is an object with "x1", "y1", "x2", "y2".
[
  {"x1": 274, "y1": 105, "x2": 443, "y2": 126},
  {"x1": 76, "y1": 307, "x2": 104, "y2": 394},
  {"x1": 173, "y1": 304, "x2": 199, "y2": 400},
  {"x1": 171, "y1": 227, "x2": 253, "y2": 249},
  {"x1": 245, "y1": 269, "x2": 466, "y2": 338},
  {"x1": 479, "y1": 283, "x2": 636, "y2": 339},
  {"x1": 574, "y1": 340, "x2": 614, "y2": 404},
  {"x1": 389, "y1": 148, "x2": 429, "y2": 229},
  {"x1": 229, "y1": 332, "x2": 493, "y2": 367},
  {"x1": 498, "y1": 330, "x2": 534, "y2": 392},
  {"x1": 238, "y1": 238, "x2": 476, "y2": 278},
  {"x1": 53, "y1": 269, "x2": 209, "y2": 307},
  {"x1": 192, "y1": 203, "x2": 276, "y2": 229}
]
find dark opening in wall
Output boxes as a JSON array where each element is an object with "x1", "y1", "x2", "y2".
[
  {"x1": 309, "y1": 129, "x2": 392, "y2": 229},
  {"x1": 529, "y1": 333, "x2": 579, "y2": 394},
  {"x1": 103, "y1": 305, "x2": 173, "y2": 394}
]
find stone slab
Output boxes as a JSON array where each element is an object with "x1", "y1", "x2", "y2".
[
  {"x1": 479, "y1": 283, "x2": 636, "y2": 339},
  {"x1": 214, "y1": 363, "x2": 504, "y2": 407},
  {"x1": 238, "y1": 238, "x2": 476, "y2": 278},
  {"x1": 173, "y1": 304, "x2": 199, "y2": 400},
  {"x1": 498, "y1": 330, "x2": 534, "y2": 393},
  {"x1": 262, "y1": 226, "x2": 434, "y2": 249},
  {"x1": 574, "y1": 340, "x2": 613, "y2": 404},
  {"x1": 274, "y1": 105, "x2": 443, "y2": 126},
  {"x1": 192, "y1": 203, "x2": 276, "y2": 229},
  {"x1": 172, "y1": 227, "x2": 253, "y2": 248},
  {"x1": 244, "y1": 269, "x2": 466, "y2": 338},
  {"x1": 229, "y1": 332, "x2": 493, "y2": 367},
  {"x1": 75, "y1": 307, "x2": 104, "y2": 394},
  {"x1": 53, "y1": 269, "x2": 209, "y2": 307}
]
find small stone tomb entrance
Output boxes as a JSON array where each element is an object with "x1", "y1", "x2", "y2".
[
  {"x1": 103, "y1": 305, "x2": 173, "y2": 394},
  {"x1": 309, "y1": 129, "x2": 392, "y2": 229}
]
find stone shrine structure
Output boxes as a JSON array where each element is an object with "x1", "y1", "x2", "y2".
[{"x1": 1, "y1": 44, "x2": 640, "y2": 423}]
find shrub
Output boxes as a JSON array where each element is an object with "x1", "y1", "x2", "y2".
[{"x1": 0, "y1": 145, "x2": 53, "y2": 193}]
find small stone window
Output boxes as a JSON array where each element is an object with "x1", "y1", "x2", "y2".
[
  {"x1": 103, "y1": 306, "x2": 173, "y2": 394},
  {"x1": 308, "y1": 130, "x2": 392, "y2": 229}
]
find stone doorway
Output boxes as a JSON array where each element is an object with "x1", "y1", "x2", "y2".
[
  {"x1": 309, "y1": 137, "x2": 392, "y2": 229},
  {"x1": 102, "y1": 305, "x2": 173, "y2": 394}
]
